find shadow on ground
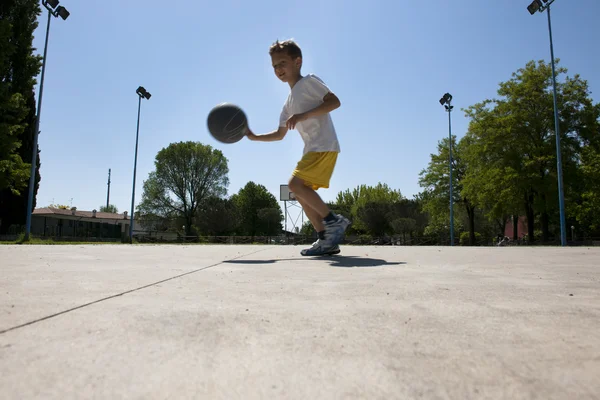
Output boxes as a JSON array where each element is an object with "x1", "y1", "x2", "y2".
[{"x1": 224, "y1": 256, "x2": 405, "y2": 268}]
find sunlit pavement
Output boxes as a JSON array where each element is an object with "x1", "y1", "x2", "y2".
[{"x1": 1, "y1": 244, "x2": 599, "y2": 399}]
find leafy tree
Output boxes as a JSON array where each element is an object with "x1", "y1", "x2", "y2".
[
  {"x1": 137, "y1": 141, "x2": 229, "y2": 237},
  {"x1": 461, "y1": 59, "x2": 597, "y2": 242},
  {"x1": 231, "y1": 182, "x2": 283, "y2": 237},
  {"x1": 397, "y1": 195, "x2": 429, "y2": 240},
  {"x1": 300, "y1": 220, "x2": 315, "y2": 236},
  {"x1": 460, "y1": 231, "x2": 482, "y2": 246},
  {"x1": 567, "y1": 101, "x2": 600, "y2": 237},
  {"x1": 572, "y1": 143, "x2": 600, "y2": 236},
  {"x1": 390, "y1": 218, "x2": 416, "y2": 244},
  {"x1": 333, "y1": 182, "x2": 402, "y2": 235},
  {"x1": 356, "y1": 201, "x2": 393, "y2": 237},
  {"x1": 419, "y1": 135, "x2": 477, "y2": 244},
  {"x1": 418, "y1": 187, "x2": 465, "y2": 242},
  {"x1": 0, "y1": 0, "x2": 43, "y2": 233},
  {"x1": 195, "y1": 196, "x2": 239, "y2": 236},
  {"x1": 257, "y1": 208, "x2": 282, "y2": 237},
  {"x1": 100, "y1": 204, "x2": 118, "y2": 213},
  {"x1": 48, "y1": 203, "x2": 70, "y2": 209}
]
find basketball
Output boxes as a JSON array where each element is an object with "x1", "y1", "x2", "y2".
[{"x1": 206, "y1": 103, "x2": 248, "y2": 144}]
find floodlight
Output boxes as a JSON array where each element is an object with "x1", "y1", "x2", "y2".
[
  {"x1": 527, "y1": 0, "x2": 543, "y2": 15},
  {"x1": 439, "y1": 92, "x2": 452, "y2": 106},
  {"x1": 56, "y1": 6, "x2": 70, "y2": 20},
  {"x1": 136, "y1": 86, "x2": 151, "y2": 99},
  {"x1": 46, "y1": 0, "x2": 60, "y2": 8}
]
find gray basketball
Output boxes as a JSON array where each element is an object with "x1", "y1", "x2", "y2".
[{"x1": 206, "y1": 103, "x2": 248, "y2": 144}]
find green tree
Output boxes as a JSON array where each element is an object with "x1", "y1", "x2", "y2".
[
  {"x1": 195, "y1": 196, "x2": 239, "y2": 236},
  {"x1": 257, "y1": 208, "x2": 282, "y2": 237},
  {"x1": 48, "y1": 203, "x2": 70, "y2": 209},
  {"x1": 419, "y1": 135, "x2": 477, "y2": 244},
  {"x1": 137, "y1": 141, "x2": 229, "y2": 237},
  {"x1": 461, "y1": 100, "x2": 524, "y2": 239},
  {"x1": 333, "y1": 182, "x2": 402, "y2": 235},
  {"x1": 0, "y1": 0, "x2": 43, "y2": 233},
  {"x1": 356, "y1": 201, "x2": 393, "y2": 237},
  {"x1": 393, "y1": 196, "x2": 429, "y2": 240},
  {"x1": 300, "y1": 220, "x2": 315, "y2": 236},
  {"x1": 100, "y1": 204, "x2": 118, "y2": 213},
  {"x1": 461, "y1": 60, "x2": 597, "y2": 242},
  {"x1": 231, "y1": 182, "x2": 283, "y2": 237},
  {"x1": 572, "y1": 141, "x2": 600, "y2": 236},
  {"x1": 390, "y1": 218, "x2": 416, "y2": 244}
]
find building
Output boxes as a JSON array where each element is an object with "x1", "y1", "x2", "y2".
[
  {"x1": 504, "y1": 215, "x2": 528, "y2": 239},
  {"x1": 31, "y1": 207, "x2": 137, "y2": 241}
]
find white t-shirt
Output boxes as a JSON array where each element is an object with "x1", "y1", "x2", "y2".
[{"x1": 279, "y1": 74, "x2": 341, "y2": 155}]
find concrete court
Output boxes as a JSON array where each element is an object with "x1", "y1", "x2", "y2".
[{"x1": 0, "y1": 244, "x2": 599, "y2": 400}]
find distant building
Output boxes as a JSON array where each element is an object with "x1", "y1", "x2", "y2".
[
  {"x1": 31, "y1": 207, "x2": 139, "y2": 241},
  {"x1": 504, "y1": 216, "x2": 528, "y2": 239}
]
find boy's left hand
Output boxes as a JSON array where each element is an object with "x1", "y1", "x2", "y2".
[{"x1": 286, "y1": 113, "x2": 307, "y2": 130}]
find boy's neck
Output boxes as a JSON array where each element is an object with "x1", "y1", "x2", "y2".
[{"x1": 288, "y1": 73, "x2": 304, "y2": 89}]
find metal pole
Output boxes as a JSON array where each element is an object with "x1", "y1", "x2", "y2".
[
  {"x1": 546, "y1": 5, "x2": 567, "y2": 246},
  {"x1": 129, "y1": 95, "x2": 142, "y2": 243},
  {"x1": 24, "y1": 10, "x2": 52, "y2": 240},
  {"x1": 284, "y1": 202, "x2": 287, "y2": 232},
  {"x1": 106, "y1": 168, "x2": 111, "y2": 209},
  {"x1": 448, "y1": 104, "x2": 454, "y2": 246}
]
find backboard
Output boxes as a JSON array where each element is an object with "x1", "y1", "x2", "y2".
[{"x1": 280, "y1": 184, "x2": 296, "y2": 201}]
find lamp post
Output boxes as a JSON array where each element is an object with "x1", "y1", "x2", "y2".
[
  {"x1": 23, "y1": 0, "x2": 70, "y2": 241},
  {"x1": 129, "y1": 86, "x2": 151, "y2": 243},
  {"x1": 527, "y1": 0, "x2": 566, "y2": 246},
  {"x1": 439, "y1": 92, "x2": 454, "y2": 246}
]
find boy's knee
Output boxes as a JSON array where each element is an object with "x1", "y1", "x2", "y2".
[{"x1": 288, "y1": 177, "x2": 303, "y2": 192}]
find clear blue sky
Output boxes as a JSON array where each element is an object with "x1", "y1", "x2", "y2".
[{"x1": 32, "y1": 0, "x2": 600, "y2": 217}]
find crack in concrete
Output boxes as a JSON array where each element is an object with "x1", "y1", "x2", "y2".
[{"x1": 0, "y1": 248, "x2": 267, "y2": 335}]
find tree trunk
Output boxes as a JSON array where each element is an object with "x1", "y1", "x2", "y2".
[
  {"x1": 525, "y1": 193, "x2": 535, "y2": 243},
  {"x1": 467, "y1": 205, "x2": 476, "y2": 246},
  {"x1": 185, "y1": 215, "x2": 193, "y2": 237},
  {"x1": 499, "y1": 215, "x2": 507, "y2": 238},
  {"x1": 539, "y1": 193, "x2": 550, "y2": 243},
  {"x1": 496, "y1": 216, "x2": 507, "y2": 238},
  {"x1": 541, "y1": 211, "x2": 549, "y2": 243}
]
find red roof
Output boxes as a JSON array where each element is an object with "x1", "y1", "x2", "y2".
[{"x1": 33, "y1": 207, "x2": 130, "y2": 220}]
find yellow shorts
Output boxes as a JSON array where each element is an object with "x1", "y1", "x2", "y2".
[{"x1": 292, "y1": 151, "x2": 338, "y2": 190}]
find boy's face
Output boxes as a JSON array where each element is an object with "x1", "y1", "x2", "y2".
[{"x1": 271, "y1": 52, "x2": 301, "y2": 83}]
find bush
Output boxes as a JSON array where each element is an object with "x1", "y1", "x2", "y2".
[{"x1": 460, "y1": 231, "x2": 482, "y2": 246}]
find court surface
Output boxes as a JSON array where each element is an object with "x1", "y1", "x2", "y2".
[{"x1": 1, "y1": 244, "x2": 599, "y2": 399}]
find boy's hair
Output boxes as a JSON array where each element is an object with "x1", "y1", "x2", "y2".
[{"x1": 269, "y1": 39, "x2": 302, "y2": 59}]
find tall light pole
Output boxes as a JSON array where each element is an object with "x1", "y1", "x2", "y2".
[
  {"x1": 439, "y1": 92, "x2": 454, "y2": 246},
  {"x1": 129, "y1": 86, "x2": 151, "y2": 243},
  {"x1": 527, "y1": 0, "x2": 566, "y2": 246},
  {"x1": 106, "y1": 168, "x2": 111, "y2": 209},
  {"x1": 24, "y1": 0, "x2": 70, "y2": 240}
]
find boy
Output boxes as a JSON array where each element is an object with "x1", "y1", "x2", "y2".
[{"x1": 246, "y1": 39, "x2": 350, "y2": 256}]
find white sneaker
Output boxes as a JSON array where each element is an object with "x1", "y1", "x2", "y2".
[{"x1": 300, "y1": 239, "x2": 340, "y2": 256}]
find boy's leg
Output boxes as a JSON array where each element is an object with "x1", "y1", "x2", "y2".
[
  {"x1": 289, "y1": 177, "x2": 350, "y2": 247},
  {"x1": 288, "y1": 177, "x2": 330, "y2": 220},
  {"x1": 294, "y1": 193, "x2": 339, "y2": 255},
  {"x1": 293, "y1": 192, "x2": 325, "y2": 233},
  {"x1": 296, "y1": 191, "x2": 340, "y2": 256},
  {"x1": 290, "y1": 151, "x2": 350, "y2": 246}
]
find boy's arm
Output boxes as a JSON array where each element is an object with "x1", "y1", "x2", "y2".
[
  {"x1": 246, "y1": 125, "x2": 288, "y2": 142},
  {"x1": 286, "y1": 92, "x2": 341, "y2": 130}
]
